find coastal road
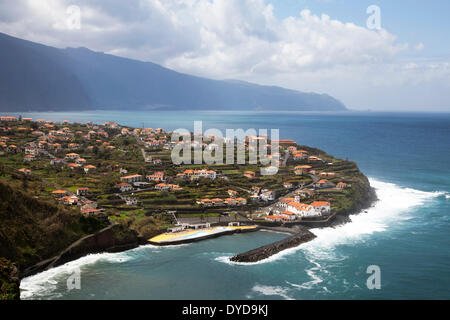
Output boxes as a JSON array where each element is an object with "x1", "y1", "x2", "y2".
[
  {"x1": 133, "y1": 134, "x2": 150, "y2": 162},
  {"x1": 282, "y1": 150, "x2": 290, "y2": 167}
]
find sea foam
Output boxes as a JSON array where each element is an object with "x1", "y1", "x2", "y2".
[
  {"x1": 284, "y1": 179, "x2": 445, "y2": 292},
  {"x1": 249, "y1": 179, "x2": 445, "y2": 296},
  {"x1": 217, "y1": 178, "x2": 444, "y2": 266},
  {"x1": 303, "y1": 178, "x2": 445, "y2": 255},
  {"x1": 251, "y1": 284, "x2": 294, "y2": 300},
  {"x1": 20, "y1": 250, "x2": 134, "y2": 299},
  {"x1": 20, "y1": 242, "x2": 192, "y2": 299}
]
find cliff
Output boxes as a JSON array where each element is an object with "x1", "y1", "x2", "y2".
[
  {"x1": 0, "y1": 180, "x2": 141, "y2": 299},
  {"x1": 0, "y1": 258, "x2": 20, "y2": 300},
  {"x1": 0, "y1": 180, "x2": 108, "y2": 270},
  {"x1": 21, "y1": 224, "x2": 143, "y2": 278}
]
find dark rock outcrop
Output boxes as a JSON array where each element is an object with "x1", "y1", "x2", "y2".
[
  {"x1": 20, "y1": 224, "x2": 143, "y2": 278},
  {"x1": 230, "y1": 228, "x2": 316, "y2": 263}
]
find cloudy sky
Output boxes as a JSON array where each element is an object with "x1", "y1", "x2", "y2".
[{"x1": 1, "y1": 0, "x2": 449, "y2": 111}]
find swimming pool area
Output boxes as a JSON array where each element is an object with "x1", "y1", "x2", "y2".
[{"x1": 149, "y1": 226, "x2": 258, "y2": 245}]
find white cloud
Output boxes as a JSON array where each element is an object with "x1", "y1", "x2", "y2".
[
  {"x1": 0, "y1": 0, "x2": 449, "y2": 111},
  {"x1": 414, "y1": 42, "x2": 425, "y2": 51}
]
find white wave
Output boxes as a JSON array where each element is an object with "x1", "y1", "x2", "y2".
[
  {"x1": 20, "y1": 242, "x2": 191, "y2": 299},
  {"x1": 216, "y1": 178, "x2": 444, "y2": 267},
  {"x1": 287, "y1": 259, "x2": 324, "y2": 290},
  {"x1": 446, "y1": 195, "x2": 450, "y2": 199},
  {"x1": 20, "y1": 251, "x2": 135, "y2": 299},
  {"x1": 303, "y1": 178, "x2": 444, "y2": 256},
  {"x1": 135, "y1": 243, "x2": 190, "y2": 250},
  {"x1": 251, "y1": 284, "x2": 293, "y2": 300},
  {"x1": 290, "y1": 178, "x2": 446, "y2": 290}
]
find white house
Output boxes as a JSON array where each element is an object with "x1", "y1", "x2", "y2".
[
  {"x1": 281, "y1": 211, "x2": 297, "y2": 221},
  {"x1": 65, "y1": 153, "x2": 80, "y2": 160},
  {"x1": 116, "y1": 183, "x2": 133, "y2": 193},
  {"x1": 155, "y1": 183, "x2": 170, "y2": 191},
  {"x1": 124, "y1": 197, "x2": 138, "y2": 206},
  {"x1": 310, "y1": 201, "x2": 331, "y2": 215},
  {"x1": 77, "y1": 188, "x2": 89, "y2": 196},
  {"x1": 120, "y1": 175, "x2": 143, "y2": 184},
  {"x1": 146, "y1": 172, "x2": 165, "y2": 182},
  {"x1": 314, "y1": 179, "x2": 335, "y2": 189},
  {"x1": 260, "y1": 190, "x2": 276, "y2": 202},
  {"x1": 287, "y1": 202, "x2": 321, "y2": 218},
  {"x1": 191, "y1": 169, "x2": 216, "y2": 180}
]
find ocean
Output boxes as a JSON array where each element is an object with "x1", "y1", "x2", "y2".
[{"x1": 9, "y1": 110, "x2": 449, "y2": 300}]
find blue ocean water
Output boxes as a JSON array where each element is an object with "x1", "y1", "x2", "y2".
[{"x1": 12, "y1": 110, "x2": 450, "y2": 300}]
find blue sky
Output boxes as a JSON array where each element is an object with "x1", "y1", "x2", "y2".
[
  {"x1": 272, "y1": 0, "x2": 450, "y2": 57},
  {"x1": 0, "y1": 0, "x2": 449, "y2": 111}
]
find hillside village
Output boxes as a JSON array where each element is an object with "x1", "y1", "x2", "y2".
[{"x1": 0, "y1": 115, "x2": 365, "y2": 236}]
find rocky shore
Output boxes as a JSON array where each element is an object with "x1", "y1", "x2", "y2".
[
  {"x1": 229, "y1": 182, "x2": 377, "y2": 263},
  {"x1": 20, "y1": 224, "x2": 145, "y2": 279}
]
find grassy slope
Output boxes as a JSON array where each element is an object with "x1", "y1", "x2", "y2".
[{"x1": 0, "y1": 179, "x2": 109, "y2": 299}]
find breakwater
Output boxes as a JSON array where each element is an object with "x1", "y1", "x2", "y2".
[{"x1": 230, "y1": 226, "x2": 316, "y2": 263}]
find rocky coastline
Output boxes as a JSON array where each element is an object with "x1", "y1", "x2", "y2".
[
  {"x1": 19, "y1": 184, "x2": 377, "y2": 281},
  {"x1": 230, "y1": 183, "x2": 377, "y2": 263},
  {"x1": 230, "y1": 226, "x2": 316, "y2": 263},
  {"x1": 20, "y1": 224, "x2": 146, "y2": 279}
]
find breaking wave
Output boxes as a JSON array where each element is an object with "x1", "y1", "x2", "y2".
[
  {"x1": 20, "y1": 244, "x2": 187, "y2": 299},
  {"x1": 217, "y1": 178, "x2": 445, "y2": 267}
]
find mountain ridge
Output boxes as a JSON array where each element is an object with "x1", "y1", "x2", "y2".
[{"x1": 0, "y1": 32, "x2": 346, "y2": 112}]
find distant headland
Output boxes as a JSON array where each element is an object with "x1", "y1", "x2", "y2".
[{"x1": 0, "y1": 32, "x2": 346, "y2": 112}]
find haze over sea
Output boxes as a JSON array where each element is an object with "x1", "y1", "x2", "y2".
[{"x1": 11, "y1": 110, "x2": 449, "y2": 300}]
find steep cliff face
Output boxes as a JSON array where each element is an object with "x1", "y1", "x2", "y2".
[
  {"x1": 21, "y1": 224, "x2": 143, "y2": 278},
  {"x1": 333, "y1": 163, "x2": 377, "y2": 219},
  {"x1": 0, "y1": 258, "x2": 20, "y2": 300},
  {"x1": 0, "y1": 180, "x2": 108, "y2": 270},
  {"x1": 0, "y1": 180, "x2": 141, "y2": 299}
]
